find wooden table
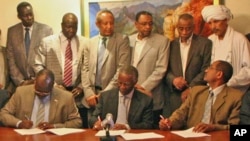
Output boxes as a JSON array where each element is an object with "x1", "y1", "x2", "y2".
[{"x1": 0, "y1": 127, "x2": 229, "y2": 141}]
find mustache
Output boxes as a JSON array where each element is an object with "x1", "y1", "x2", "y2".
[{"x1": 212, "y1": 28, "x2": 219, "y2": 33}]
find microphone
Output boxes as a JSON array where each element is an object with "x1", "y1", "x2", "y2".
[
  {"x1": 100, "y1": 113, "x2": 116, "y2": 141},
  {"x1": 102, "y1": 113, "x2": 114, "y2": 131}
]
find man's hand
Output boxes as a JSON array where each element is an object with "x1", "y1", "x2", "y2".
[
  {"x1": 193, "y1": 122, "x2": 215, "y2": 133},
  {"x1": 86, "y1": 95, "x2": 98, "y2": 107},
  {"x1": 159, "y1": 117, "x2": 171, "y2": 130},
  {"x1": 113, "y1": 124, "x2": 127, "y2": 130},
  {"x1": 72, "y1": 87, "x2": 83, "y2": 97},
  {"x1": 173, "y1": 77, "x2": 187, "y2": 90},
  {"x1": 181, "y1": 88, "x2": 190, "y2": 103},
  {"x1": 18, "y1": 120, "x2": 33, "y2": 129},
  {"x1": 37, "y1": 122, "x2": 54, "y2": 130}
]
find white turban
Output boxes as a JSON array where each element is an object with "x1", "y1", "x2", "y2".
[{"x1": 201, "y1": 5, "x2": 233, "y2": 22}]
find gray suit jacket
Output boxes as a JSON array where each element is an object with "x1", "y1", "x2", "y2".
[
  {"x1": 164, "y1": 34, "x2": 212, "y2": 116},
  {"x1": 0, "y1": 85, "x2": 82, "y2": 128},
  {"x1": 89, "y1": 88, "x2": 153, "y2": 129},
  {"x1": 6, "y1": 22, "x2": 53, "y2": 86},
  {"x1": 82, "y1": 32, "x2": 131, "y2": 108},
  {"x1": 129, "y1": 33, "x2": 170, "y2": 110},
  {"x1": 169, "y1": 85, "x2": 243, "y2": 131}
]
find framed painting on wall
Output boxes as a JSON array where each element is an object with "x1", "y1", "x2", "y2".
[{"x1": 82, "y1": 0, "x2": 216, "y2": 39}]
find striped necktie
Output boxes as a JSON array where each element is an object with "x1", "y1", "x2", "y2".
[{"x1": 63, "y1": 39, "x2": 72, "y2": 87}]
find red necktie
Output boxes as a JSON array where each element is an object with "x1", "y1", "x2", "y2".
[{"x1": 64, "y1": 39, "x2": 72, "y2": 87}]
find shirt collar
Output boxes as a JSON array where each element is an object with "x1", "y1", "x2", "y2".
[
  {"x1": 209, "y1": 84, "x2": 226, "y2": 97},
  {"x1": 179, "y1": 34, "x2": 193, "y2": 45},
  {"x1": 119, "y1": 88, "x2": 134, "y2": 99}
]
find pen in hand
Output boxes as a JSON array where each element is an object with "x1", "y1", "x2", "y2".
[
  {"x1": 25, "y1": 114, "x2": 30, "y2": 120},
  {"x1": 160, "y1": 115, "x2": 171, "y2": 129}
]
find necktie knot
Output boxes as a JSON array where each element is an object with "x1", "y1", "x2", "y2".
[
  {"x1": 102, "y1": 37, "x2": 107, "y2": 47},
  {"x1": 25, "y1": 27, "x2": 29, "y2": 31}
]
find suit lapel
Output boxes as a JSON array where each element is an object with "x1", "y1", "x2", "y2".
[
  {"x1": 102, "y1": 34, "x2": 114, "y2": 67},
  {"x1": 55, "y1": 36, "x2": 63, "y2": 68},
  {"x1": 17, "y1": 24, "x2": 27, "y2": 60},
  {"x1": 173, "y1": 40, "x2": 183, "y2": 75},
  {"x1": 137, "y1": 36, "x2": 152, "y2": 64},
  {"x1": 49, "y1": 88, "x2": 59, "y2": 123},
  {"x1": 186, "y1": 35, "x2": 197, "y2": 68},
  {"x1": 211, "y1": 87, "x2": 227, "y2": 120},
  {"x1": 128, "y1": 90, "x2": 140, "y2": 122},
  {"x1": 91, "y1": 37, "x2": 99, "y2": 73}
]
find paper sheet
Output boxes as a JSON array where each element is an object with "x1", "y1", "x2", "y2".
[
  {"x1": 171, "y1": 127, "x2": 211, "y2": 138},
  {"x1": 95, "y1": 130, "x2": 126, "y2": 136},
  {"x1": 121, "y1": 132, "x2": 164, "y2": 140},
  {"x1": 14, "y1": 128, "x2": 85, "y2": 136}
]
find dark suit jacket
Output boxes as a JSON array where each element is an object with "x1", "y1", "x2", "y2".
[
  {"x1": 240, "y1": 90, "x2": 250, "y2": 124},
  {"x1": 89, "y1": 88, "x2": 153, "y2": 129},
  {"x1": 6, "y1": 22, "x2": 53, "y2": 86},
  {"x1": 169, "y1": 85, "x2": 243, "y2": 131},
  {"x1": 0, "y1": 85, "x2": 82, "y2": 128},
  {"x1": 164, "y1": 34, "x2": 212, "y2": 116}
]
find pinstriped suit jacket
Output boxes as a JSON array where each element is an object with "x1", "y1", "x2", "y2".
[{"x1": 6, "y1": 22, "x2": 53, "y2": 86}]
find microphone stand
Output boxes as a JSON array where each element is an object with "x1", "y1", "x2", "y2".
[{"x1": 100, "y1": 124, "x2": 116, "y2": 141}]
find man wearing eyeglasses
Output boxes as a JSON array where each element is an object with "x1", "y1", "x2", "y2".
[
  {"x1": 0, "y1": 69, "x2": 82, "y2": 129},
  {"x1": 89, "y1": 65, "x2": 153, "y2": 130},
  {"x1": 129, "y1": 11, "x2": 170, "y2": 128}
]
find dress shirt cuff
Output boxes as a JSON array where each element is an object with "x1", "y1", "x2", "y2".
[
  {"x1": 124, "y1": 124, "x2": 131, "y2": 130},
  {"x1": 16, "y1": 120, "x2": 22, "y2": 128}
]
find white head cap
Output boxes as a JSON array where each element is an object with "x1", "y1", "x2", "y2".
[{"x1": 201, "y1": 5, "x2": 233, "y2": 23}]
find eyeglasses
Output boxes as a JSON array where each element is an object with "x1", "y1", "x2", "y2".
[
  {"x1": 137, "y1": 22, "x2": 153, "y2": 26},
  {"x1": 118, "y1": 81, "x2": 133, "y2": 87},
  {"x1": 34, "y1": 90, "x2": 51, "y2": 96}
]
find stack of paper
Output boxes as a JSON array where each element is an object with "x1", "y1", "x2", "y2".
[
  {"x1": 121, "y1": 132, "x2": 164, "y2": 140},
  {"x1": 171, "y1": 127, "x2": 211, "y2": 138},
  {"x1": 14, "y1": 128, "x2": 85, "y2": 136}
]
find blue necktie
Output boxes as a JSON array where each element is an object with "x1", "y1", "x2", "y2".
[
  {"x1": 24, "y1": 27, "x2": 30, "y2": 57},
  {"x1": 95, "y1": 37, "x2": 107, "y2": 87}
]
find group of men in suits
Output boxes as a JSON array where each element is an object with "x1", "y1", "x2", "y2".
[{"x1": 0, "y1": 1, "x2": 249, "y2": 132}]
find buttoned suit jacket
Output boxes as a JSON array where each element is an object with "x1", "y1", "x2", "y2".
[
  {"x1": 129, "y1": 33, "x2": 170, "y2": 110},
  {"x1": 6, "y1": 22, "x2": 53, "y2": 86},
  {"x1": 89, "y1": 88, "x2": 153, "y2": 129},
  {"x1": 169, "y1": 85, "x2": 243, "y2": 130},
  {"x1": 164, "y1": 34, "x2": 212, "y2": 116},
  {"x1": 82, "y1": 32, "x2": 131, "y2": 108},
  {"x1": 0, "y1": 85, "x2": 82, "y2": 128}
]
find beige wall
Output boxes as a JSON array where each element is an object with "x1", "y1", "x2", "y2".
[
  {"x1": 226, "y1": 0, "x2": 250, "y2": 35},
  {"x1": 0, "y1": 0, "x2": 81, "y2": 46},
  {"x1": 0, "y1": 0, "x2": 249, "y2": 46}
]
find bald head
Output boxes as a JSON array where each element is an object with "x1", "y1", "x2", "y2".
[{"x1": 61, "y1": 13, "x2": 78, "y2": 39}]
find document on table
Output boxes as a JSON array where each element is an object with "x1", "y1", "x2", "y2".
[
  {"x1": 171, "y1": 127, "x2": 211, "y2": 138},
  {"x1": 121, "y1": 132, "x2": 164, "y2": 140},
  {"x1": 95, "y1": 130, "x2": 126, "y2": 136},
  {"x1": 14, "y1": 128, "x2": 85, "y2": 136}
]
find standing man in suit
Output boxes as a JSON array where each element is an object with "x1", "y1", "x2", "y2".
[
  {"x1": 201, "y1": 5, "x2": 250, "y2": 94},
  {"x1": 159, "y1": 60, "x2": 243, "y2": 132},
  {"x1": 89, "y1": 65, "x2": 153, "y2": 130},
  {"x1": 0, "y1": 69, "x2": 82, "y2": 129},
  {"x1": 0, "y1": 29, "x2": 14, "y2": 109},
  {"x1": 129, "y1": 11, "x2": 170, "y2": 128},
  {"x1": 33, "y1": 13, "x2": 88, "y2": 128},
  {"x1": 164, "y1": 13, "x2": 212, "y2": 117},
  {"x1": 6, "y1": 1, "x2": 53, "y2": 87},
  {"x1": 82, "y1": 9, "x2": 131, "y2": 124}
]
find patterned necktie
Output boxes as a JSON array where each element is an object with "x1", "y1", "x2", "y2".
[
  {"x1": 24, "y1": 27, "x2": 30, "y2": 57},
  {"x1": 202, "y1": 91, "x2": 214, "y2": 124},
  {"x1": 95, "y1": 37, "x2": 107, "y2": 86},
  {"x1": 36, "y1": 101, "x2": 45, "y2": 126},
  {"x1": 64, "y1": 39, "x2": 72, "y2": 87},
  {"x1": 116, "y1": 95, "x2": 128, "y2": 124}
]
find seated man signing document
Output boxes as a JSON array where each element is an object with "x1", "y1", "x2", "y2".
[{"x1": 0, "y1": 69, "x2": 82, "y2": 129}]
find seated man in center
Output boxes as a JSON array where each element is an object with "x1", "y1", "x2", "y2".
[{"x1": 89, "y1": 65, "x2": 153, "y2": 130}]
